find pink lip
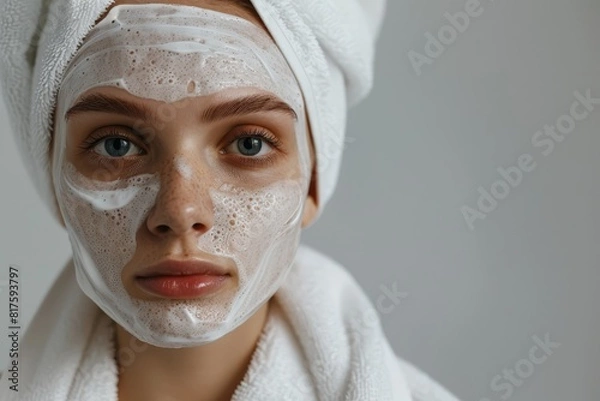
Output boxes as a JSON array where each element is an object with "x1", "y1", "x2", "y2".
[{"x1": 135, "y1": 260, "x2": 231, "y2": 299}]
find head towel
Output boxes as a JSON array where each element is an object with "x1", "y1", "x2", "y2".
[{"x1": 0, "y1": 0, "x2": 386, "y2": 222}]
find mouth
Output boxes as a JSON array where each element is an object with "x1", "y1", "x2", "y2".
[{"x1": 135, "y1": 259, "x2": 232, "y2": 299}]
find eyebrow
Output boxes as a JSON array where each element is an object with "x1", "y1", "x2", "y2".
[
  {"x1": 202, "y1": 93, "x2": 297, "y2": 122},
  {"x1": 65, "y1": 93, "x2": 153, "y2": 122},
  {"x1": 65, "y1": 92, "x2": 298, "y2": 122}
]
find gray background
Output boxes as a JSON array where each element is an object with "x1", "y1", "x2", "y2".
[{"x1": 1, "y1": 0, "x2": 598, "y2": 399}]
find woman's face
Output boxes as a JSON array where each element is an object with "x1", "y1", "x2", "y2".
[
  {"x1": 51, "y1": 2, "x2": 316, "y2": 347},
  {"x1": 64, "y1": 84, "x2": 308, "y2": 297}
]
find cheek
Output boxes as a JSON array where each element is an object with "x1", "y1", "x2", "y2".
[
  {"x1": 58, "y1": 164, "x2": 160, "y2": 278},
  {"x1": 58, "y1": 152, "x2": 306, "y2": 283},
  {"x1": 198, "y1": 180, "x2": 304, "y2": 258},
  {"x1": 188, "y1": 179, "x2": 305, "y2": 309}
]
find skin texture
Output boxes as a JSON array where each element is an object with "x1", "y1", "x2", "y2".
[{"x1": 59, "y1": 1, "x2": 320, "y2": 400}]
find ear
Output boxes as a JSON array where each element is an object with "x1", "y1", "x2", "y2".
[{"x1": 301, "y1": 167, "x2": 318, "y2": 228}]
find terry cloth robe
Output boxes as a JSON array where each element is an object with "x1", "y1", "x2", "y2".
[{"x1": 0, "y1": 245, "x2": 461, "y2": 401}]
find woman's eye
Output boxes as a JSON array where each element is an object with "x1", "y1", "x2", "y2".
[
  {"x1": 228, "y1": 136, "x2": 273, "y2": 157},
  {"x1": 92, "y1": 137, "x2": 143, "y2": 158}
]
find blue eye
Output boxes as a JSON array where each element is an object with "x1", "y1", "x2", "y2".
[
  {"x1": 238, "y1": 137, "x2": 262, "y2": 156},
  {"x1": 93, "y1": 137, "x2": 142, "y2": 158},
  {"x1": 228, "y1": 136, "x2": 273, "y2": 157}
]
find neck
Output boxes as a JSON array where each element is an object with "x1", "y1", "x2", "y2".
[{"x1": 115, "y1": 299, "x2": 270, "y2": 401}]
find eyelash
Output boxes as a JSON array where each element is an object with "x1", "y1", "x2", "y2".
[
  {"x1": 224, "y1": 128, "x2": 282, "y2": 167},
  {"x1": 78, "y1": 127, "x2": 282, "y2": 166},
  {"x1": 78, "y1": 127, "x2": 147, "y2": 155}
]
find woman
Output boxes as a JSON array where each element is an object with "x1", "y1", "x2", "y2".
[{"x1": 0, "y1": 0, "x2": 462, "y2": 400}]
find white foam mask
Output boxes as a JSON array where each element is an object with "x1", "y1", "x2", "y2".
[{"x1": 52, "y1": 4, "x2": 311, "y2": 347}]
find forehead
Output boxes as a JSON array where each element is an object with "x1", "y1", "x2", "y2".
[{"x1": 61, "y1": 4, "x2": 302, "y2": 112}]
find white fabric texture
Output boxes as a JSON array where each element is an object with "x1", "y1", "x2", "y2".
[
  {"x1": 0, "y1": 0, "x2": 386, "y2": 221},
  {"x1": 0, "y1": 245, "x2": 461, "y2": 401}
]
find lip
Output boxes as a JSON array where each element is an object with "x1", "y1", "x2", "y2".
[{"x1": 135, "y1": 259, "x2": 231, "y2": 299}]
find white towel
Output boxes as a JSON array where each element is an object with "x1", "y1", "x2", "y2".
[
  {"x1": 0, "y1": 0, "x2": 386, "y2": 222},
  {"x1": 0, "y1": 245, "x2": 461, "y2": 401}
]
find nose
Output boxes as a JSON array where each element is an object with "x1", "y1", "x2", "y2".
[{"x1": 146, "y1": 157, "x2": 214, "y2": 237}]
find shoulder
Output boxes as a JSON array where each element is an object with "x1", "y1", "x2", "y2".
[
  {"x1": 294, "y1": 244, "x2": 356, "y2": 283},
  {"x1": 396, "y1": 356, "x2": 462, "y2": 401},
  {"x1": 293, "y1": 245, "x2": 462, "y2": 401},
  {"x1": 295, "y1": 243, "x2": 342, "y2": 267},
  {"x1": 292, "y1": 244, "x2": 373, "y2": 308}
]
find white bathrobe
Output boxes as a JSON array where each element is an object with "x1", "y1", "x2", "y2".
[{"x1": 0, "y1": 244, "x2": 461, "y2": 401}]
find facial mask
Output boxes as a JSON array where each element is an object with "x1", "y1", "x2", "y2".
[{"x1": 52, "y1": 4, "x2": 311, "y2": 347}]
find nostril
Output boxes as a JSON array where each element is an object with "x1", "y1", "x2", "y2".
[{"x1": 152, "y1": 223, "x2": 206, "y2": 235}]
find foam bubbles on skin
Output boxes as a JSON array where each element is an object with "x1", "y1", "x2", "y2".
[
  {"x1": 60, "y1": 4, "x2": 304, "y2": 114},
  {"x1": 61, "y1": 162, "x2": 306, "y2": 347},
  {"x1": 129, "y1": 179, "x2": 305, "y2": 344},
  {"x1": 53, "y1": 4, "x2": 312, "y2": 348},
  {"x1": 60, "y1": 163, "x2": 160, "y2": 294}
]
